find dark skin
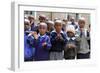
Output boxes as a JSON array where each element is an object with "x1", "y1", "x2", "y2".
[
  {"x1": 67, "y1": 32, "x2": 76, "y2": 48},
  {"x1": 54, "y1": 23, "x2": 62, "y2": 33},
  {"x1": 67, "y1": 31, "x2": 74, "y2": 37},
  {"x1": 39, "y1": 17, "x2": 46, "y2": 22},
  {"x1": 54, "y1": 23, "x2": 64, "y2": 40},
  {"x1": 32, "y1": 26, "x2": 47, "y2": 47},
  {"x1": 47, "y1": 23, "x2": 54, "y2": 32},
  {"x1": 78, "y1": 20, "x2": 85, "y2": 28},
  {"x1": 24, "y1": 22, "x2": 31, "y2": 31}
]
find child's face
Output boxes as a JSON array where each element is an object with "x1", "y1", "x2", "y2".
[
  {"x1": 24, "y1": 22, "x2": 30, "y2": 31},
  {"x1": 30, "y1": 19, "x2": 34, "y2": 23},
  {"x1": 78, "y1": 20, "x2": 85, "y2": 28},
  {"x1": 54, "y1": 23, "x2": 62, "y2": 33},
  {"x1": 67, "y1": 31, "x2": 74, "y2": 37},
  {"x1": 39, "y1": 18, "x2": 45, "y2": 22},
  {"x1": 48, "y1": 23, "x2": 54, "y2": 29},
  {"x1": 39, "y1": 25, "x2": 47, "y2": 35}
]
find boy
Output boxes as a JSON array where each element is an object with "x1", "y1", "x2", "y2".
[
  {"x1": 24, "y1": 19, "x2": 35, "y2": 61},
  {"x1": 77, "y1": 17, "x2": 90, "y2": 59},
  {"x1": 62, "y1": 18, "x2": 68, "y2": 31},
  {"x1": 64, "y1": 25, "x2": 77, "y2": 59},
  {"x1": 28, "y1": 15, "x2": 38, "y2": 31},
  {"x1": 32, "y1": 22, "x2": 51, "y2": 61},
  {"x1": 38, "y1": 14, "x2": 46, "y2": 23},
  {"x1": 46, "y1": 20, "x2": 54, "y2": 36},
  {"x1": 50, "y1": 20, "x2": 66, "y2": 60}
]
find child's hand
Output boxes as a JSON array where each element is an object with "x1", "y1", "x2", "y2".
[
  {"x1": 67, "y1": 44, "x2": 76, "y2": 48},
  {"x1": 59, "y1": 36, "x2": 64, "y2": 40},
  {"x1": 32, "y1": 32, "x2": 38, "y2": 40},
  {"x1": 70, "y1": 44, "x2": 76, "y2": 48},
  {"x1": 56, "y1": 34, "x2": 62, "y2": 40},
  {"x1": 42, "y1": 42, "x2": 47, "y2": 47}
]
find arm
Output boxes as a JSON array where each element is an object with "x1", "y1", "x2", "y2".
[
  {"x1": 42, "y1": 36, "x2": 52, "y2": 50},
  {"x1": 50, "y1": 32, "x2": 58, "y2": 44}
]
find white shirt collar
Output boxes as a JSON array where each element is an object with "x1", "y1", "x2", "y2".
[
  {"x1": 67, "y1": 37, "x2": 76, "y2": 41},
  {"x1": 52, "y1": 30, "x2": 64, "y2": 34},
  {"x1": 38, "y1": 33, "x2": 46, "y2": 38}
]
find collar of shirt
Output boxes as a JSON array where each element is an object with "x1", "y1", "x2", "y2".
[
  {"x1": 38, "y1": 33, "x2": 46, "y2": 38},
  {"x1": 67, "y1": 37, "x2": 76, "y2": 41},
  {"x1": 52, "y1": 30, "x2": 64, "y2": 34}
]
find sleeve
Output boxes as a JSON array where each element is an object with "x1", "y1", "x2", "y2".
[
  {"x1": 60, "y1": 33, "x2": 67, "y2": 45},
  {"x1": 45, "y1": 36, "x2": 52, "y2": 50},
  {"x1": 27, "y1": 36, "x2": 35, "y2": 47},
  {"x1": 50, "y1": 32, "x2": 57, "y2": 44}
]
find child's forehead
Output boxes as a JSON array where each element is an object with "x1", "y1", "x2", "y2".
[
  {"x1": 78, "y1": 20, "x2": 85, "y2": 24},
  {"x1": 67, "y1": 31, "x2": 74, "y2": 33},
  {"x1": 55, "y1": 23, "x2": 62, "y2": 26}
]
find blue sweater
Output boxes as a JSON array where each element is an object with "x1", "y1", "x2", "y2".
[
  {"x1": 24, "y1": 33, "x2": 35, "y2": 61},
  {"x1": 34, "y1": 34, "x2": 51, "y2": 61}
]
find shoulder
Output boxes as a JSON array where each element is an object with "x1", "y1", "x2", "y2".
[
  {"x1": 61, "y1": 31, "x2": 67, "y2": 36},
  {"x1": 50, "y1": 30, "x2": 56, "y2": 36}
]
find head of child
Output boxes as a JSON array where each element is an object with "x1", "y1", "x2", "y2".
[
  {"x1": 63, "y1": 18, "x2": 68, "y2": 24},
  {"x1": 78, "y1": 17, "x2": 85, "y2": 28},
  {"x1": 54, "y1": 20, "x2": 62, "y2": 33},
  {"x1": 24, "y1": 19, "x2": 30, "y2": 31},
  {"x1": 66, "y1": 25, "x2": 75, "y2": 37},
  {"x1": 47, "y1": 20, "x2": 54, "y2": 31},
  {"x1": 70, "y1": 17, "x2": 75, "y2": 23},
  {"x1": 28, "y1": 15, "x2": 34, "y2": 24},
  {"x1": 39, "y1": 15, "x2": 46, "y2": 22},
  {"x1": 38, "y1": 22, "x2": 47, "y2": 35}
]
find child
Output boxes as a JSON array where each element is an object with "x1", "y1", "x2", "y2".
[
  {"x1": 32, "y1": 22, "x2": 51, "y2": 61},
  {"x1": 64, "y1": 25, "x2": 77, "y2": 59},
  {"x1": 38, "y1": 15, "x2": 46, "y2": 23},
  {"x1": 24, "y1": 19, "x2": 35, "y2": 61},
  {"x1": 46, "y1": 20, "x2": 54, "y2": 36},
  {"x1": 50, "y1": 20, "x2": 66, "y2": 60},
  {"x1": 62, "y1": 18, "x2": 68, "y2": 31},
  {"x1": 77, "y1": 17, "x2": 90, "y2": 59},
  {"x1": 28, "y1": 15, "x2": 38, "y2": 32}
]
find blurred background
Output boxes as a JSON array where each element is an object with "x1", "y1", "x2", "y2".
[{"x1": 24, "y1": 11, "x2": 90, "y2": 28}]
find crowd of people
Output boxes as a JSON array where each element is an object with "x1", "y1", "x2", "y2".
[{"x1": 24, "y1": 14, "x2": 90, "y2": 61}]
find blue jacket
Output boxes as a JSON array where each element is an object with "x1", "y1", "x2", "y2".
[
  {"x1": 50, "y1": 30, "x2": 67, "y2": 52},
  {"x1": 24, "y1": 33, "x2": 35, "y2": 61},
  {"x1": 31, "y1": 23, "x2": 38, "y2": 32},
  {"x1": 34, "y1": 34, "x2": 51, "y2": 61}
]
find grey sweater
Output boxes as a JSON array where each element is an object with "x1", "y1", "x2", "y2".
[{"x1": 77, "y1": 29, "x2": 90, "y2": 54}]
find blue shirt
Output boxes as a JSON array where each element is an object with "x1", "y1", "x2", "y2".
[
  {"x1": 24, "y1": 33, "x2": 35, "y2": 60},
  {"x1": 34, "y1": 34, "x2": 51, "y2": 61},
  {"x1": 50, "y1": 30, "x2": 67, "y2": 52}
]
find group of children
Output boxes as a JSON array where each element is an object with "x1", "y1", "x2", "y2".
[{"x1": 24, "y1": 14, "x2": 90, "y2": 61}]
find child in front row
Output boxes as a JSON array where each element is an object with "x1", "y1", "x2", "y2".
[
  {"x1": 50, "y1": 20, "x2": 66, "y2": 60},
  {"x1": 77, "y1": 17, "x2": 90, "y2": 59},
  {"x1": 24, "y1": 19, "x2": 35, "y2": 61},
  {"x1": 32, "y1": 22, "x2": 52, "y2": 61},
  {"x1": 64, "y1": 25, "x2": 77, "y2": 59}
]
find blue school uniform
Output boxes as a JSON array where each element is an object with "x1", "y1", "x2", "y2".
[
  {"x1": 24, "y1": 33, "x2": 35, "y2": 61},
  {"x1": 50, "y1": 30, "x2": 67, "y2": 52},
  {"x1": 34, "y1": 34, "x2": 51, "y2": 61},
  {"x1": 31, "y1": 23, "x2": 38, "y2": 32}
]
